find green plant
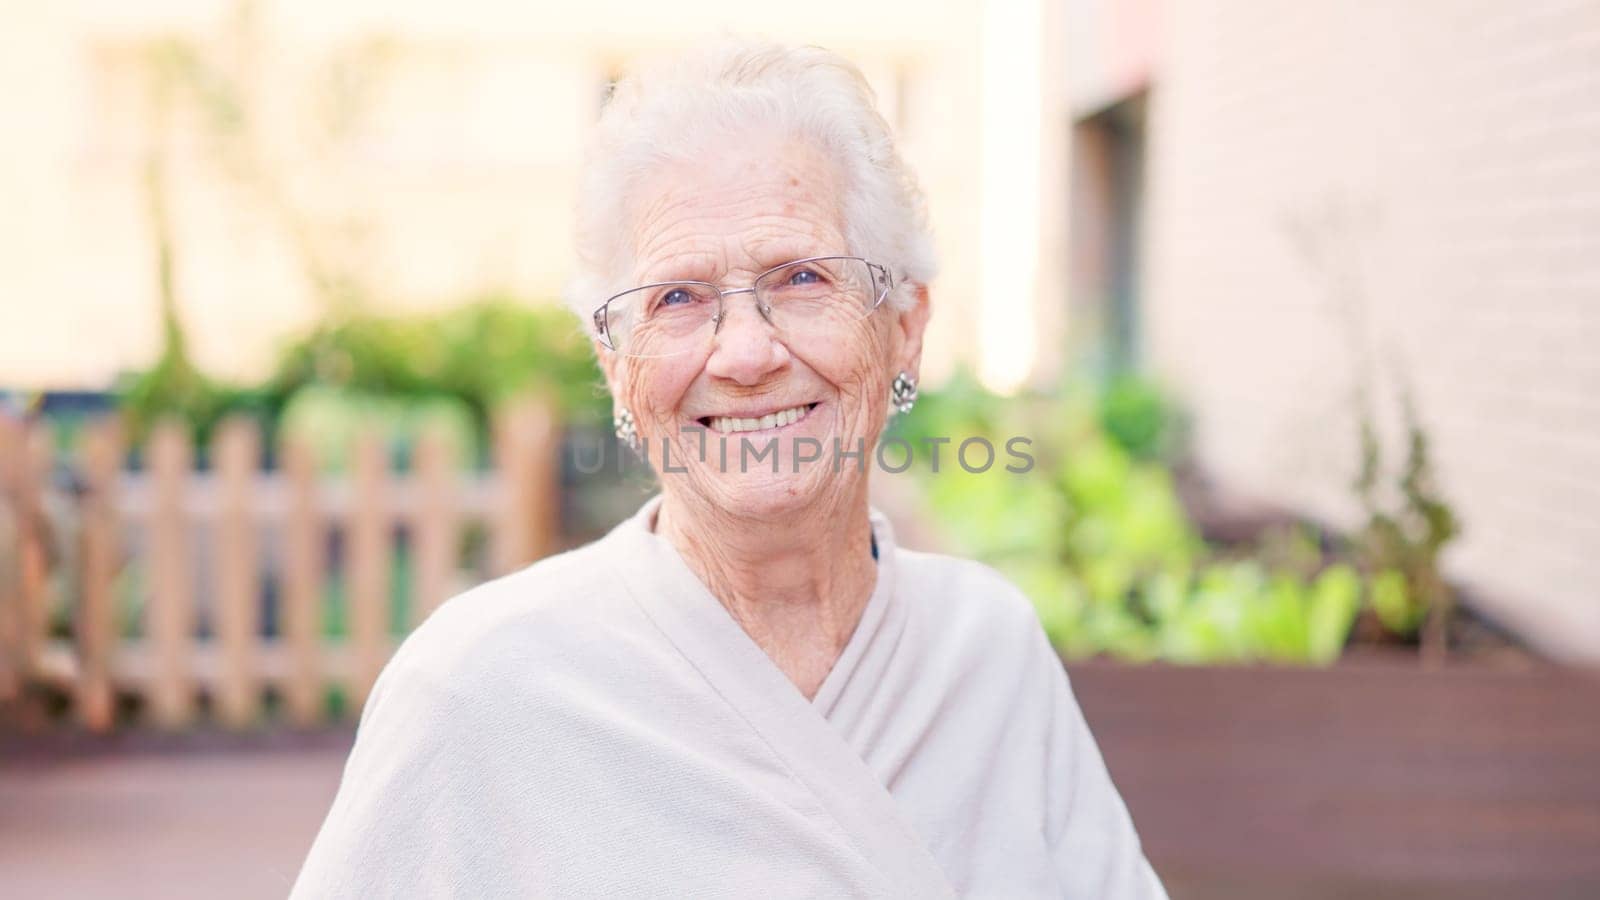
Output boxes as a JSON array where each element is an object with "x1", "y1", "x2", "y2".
[
  {"x1": 1096, "y1": 373, "x2": 1181, "y2": 462},
  {"x1": 117, "y1": 296, "x2": 604, "y2": 457},
  {"x1": 1352, "y1": 386, "x2": 1460, "y2": 659},
  {"x1": 1281, "y1": 192, "x2": 1462, "y2": 659},
  {"x1": 1368, "y1": 568, "x2": 1419, "y2": 634},
  {"x1": 267, "y1": 298, "x2": 608, "y2": 434},
  {"x1": 116, "y1": 10, "x2": 607, "y2": 451},
  {"x1": 114, "y1": 102, "x2": 246, "y2": 450},
  {"x1": 910, "y1": 375, "x2": 1373, "y2": 666},
  {"x1": 117, "y1": 6, "x2": 369, "y2": 451},
  {"x1": 277, "y1": 386, "x2": 480, "y2": 473}
]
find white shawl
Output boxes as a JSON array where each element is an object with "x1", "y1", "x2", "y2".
[{"x1": 292, "y1": 495, "x2": 1166, "y2": 898}]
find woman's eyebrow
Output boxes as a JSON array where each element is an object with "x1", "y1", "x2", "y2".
[
  {"x1": 638, "y1": 252, "x2": 719, "y2": 284},
  {"x1": 749, "y1": 241, "x2": 829, "y2": 270}
]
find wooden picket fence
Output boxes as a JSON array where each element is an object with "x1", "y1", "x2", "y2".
[{"x1": 0, "y1": 396, "x2": 559, "y2": 732}]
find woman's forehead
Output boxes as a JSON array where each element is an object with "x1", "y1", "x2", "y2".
[{"x1": 626, "y1": 141, "x2": 847, "y2": 281}]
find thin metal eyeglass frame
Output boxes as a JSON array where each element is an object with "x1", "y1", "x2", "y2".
[{"x1": 591, "y1": 255, "x2": 894, "y2": 354}]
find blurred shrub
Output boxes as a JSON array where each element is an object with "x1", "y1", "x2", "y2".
[
  {"x1": 1369, "y1": 567, "x2": 1422, "y2": 635},
  {"x1": 278, "y1": 385, "x2": 478, "y2": 473},
  {"x1": 267, "y1": 298, "x2": 607, "y2": 433},
  {"x1": 903, "y1": 370, "x2": 1371, "y2": 666},
  {"x1": 1096, "y1": 372, "x2": 1183, "y2": 462},
  {"x1": 116, "y1": 311, "x2": 272, "y2": 453},
  {"x1": 1351, "y1": 389, "x2": 1460, "y2": 655},
  {"x1": 116, "y1": 342, "x2": 224, "y2": 449},
  {"x1": 117, "y1": 297, "x2": 606, "y2": 459}
]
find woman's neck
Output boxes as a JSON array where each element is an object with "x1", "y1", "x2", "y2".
[{"x1": 654, "y1": 483, "x2": 878, "y2": 699}]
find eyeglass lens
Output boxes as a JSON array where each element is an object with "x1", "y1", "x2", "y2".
[{"x1": 602, "y1": 258, "x2": 884, "y2": 358}]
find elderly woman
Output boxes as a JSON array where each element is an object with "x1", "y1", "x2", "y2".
[{"x1": 294, "y1": 41, "x2": 1164, "y2": 899}]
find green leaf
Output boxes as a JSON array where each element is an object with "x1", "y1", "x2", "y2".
[
  {"x1": 1370, "y1": 568, "x2": 1423, "y2": 636},
  {"x1": 1307, "y1": 565, "x2": 1362, "y2": 665}
]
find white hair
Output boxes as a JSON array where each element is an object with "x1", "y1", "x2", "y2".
[{"x1": 565, "y1": 39, "x2": 938, "y2": 328}]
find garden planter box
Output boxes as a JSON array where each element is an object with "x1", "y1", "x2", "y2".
[{"x1": 1065, "y1": 658, "x2": 1600, "y2": 899}]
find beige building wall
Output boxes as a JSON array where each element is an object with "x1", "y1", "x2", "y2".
[
  {"x1": 1133, "y1": 1, "x2": 1600, "y2": 660},
  {"x1": 2, "y1": 1, "x2": 1034, "y2": 391}
]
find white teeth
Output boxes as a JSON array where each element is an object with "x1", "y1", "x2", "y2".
[{"x1": 707, "y1": 404, "x2": 810, "y2": 434}]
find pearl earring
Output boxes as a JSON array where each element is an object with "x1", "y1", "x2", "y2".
[
  {"x1": 890, "y1": 371, "x2": 918, "y2": 415},
  {"x1": 614, "y1": 407, "x2": 642, "y2": 454}
]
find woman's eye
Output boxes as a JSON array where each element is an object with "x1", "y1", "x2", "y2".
[
  {"x1": 787, "y1": 268, "x2": 823, "y2": 286},
  {"x1": 660, "y1": 288, "x2": 695, "y2": 307}
]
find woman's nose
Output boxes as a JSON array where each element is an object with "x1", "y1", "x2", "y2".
[{"x1": 704, "y1": 294, "x2": 789, "y2": 384}]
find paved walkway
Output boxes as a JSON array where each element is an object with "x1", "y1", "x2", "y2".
[
  {"x1": 0, "y1": 730, "x2": 352, "y2": 899},
  {"x1": 4, "y1": 660, "x2": 1599, "y2": 898}
]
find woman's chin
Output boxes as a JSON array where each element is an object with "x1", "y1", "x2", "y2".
[{"x1": 686, "y1": 459, "x2": 846, "y2": 519}]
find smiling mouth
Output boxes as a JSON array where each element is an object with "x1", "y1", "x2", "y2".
[{"x1": 698, "y1": 402, "x2": 820, "y2": 435}]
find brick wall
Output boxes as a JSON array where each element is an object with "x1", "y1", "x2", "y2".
[{"x1": 1137, "y1": 1, "x2": 1600, "y2": 660}]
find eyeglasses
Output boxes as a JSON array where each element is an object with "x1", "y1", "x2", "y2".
[{"x1": 592, "y1": 255, "x2": 894, "y2": 359}]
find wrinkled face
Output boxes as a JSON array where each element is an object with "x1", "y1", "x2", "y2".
[{"x1": 597, "y1": 136, "x2": 928, "y2": 519}]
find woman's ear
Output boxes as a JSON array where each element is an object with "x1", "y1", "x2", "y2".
[
  {"x1": 893, "y1": 283, "x2": 932, "y2": 380},
  {"x1": 593, "y1": 339, "x2": 625, "y2": 404},
  {"x1": 595, "y1": 337, "x2": 630, "y2": 419}
]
